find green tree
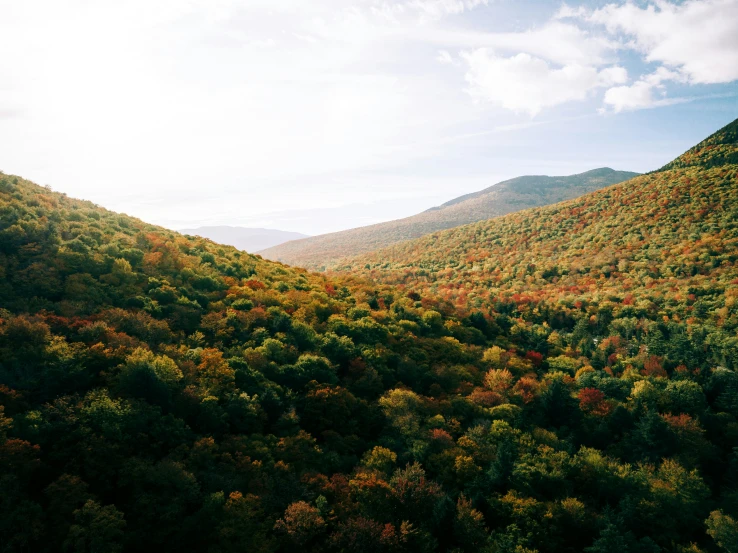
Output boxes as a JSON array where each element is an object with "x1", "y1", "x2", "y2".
[
  {"x1": 64, "y1": 500, "x2": 126, "y2": 553},
  {"x1": 707, "y1": 511, "x2": 738, "y2": 553}
]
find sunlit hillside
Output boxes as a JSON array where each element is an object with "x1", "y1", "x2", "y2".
[
  {"x1": 339, "y1": 119, "x2": 738, "y2": 347},
  {"x1": 260, "y1": 169, "x2": 637, "y2": 270},
  {"x1": 1, "y1": 119, "x2": 737, "y2": 553}
]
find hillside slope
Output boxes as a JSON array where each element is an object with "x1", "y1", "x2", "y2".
[
  {"x1": 179, "y1": 226, "x2": 309, "y2": 253},
  {"x1": 1, "y1": 121, "x2": 737, "y2": 553},
  {"x1": 0, "y1": 173, "x2": 491, "y2": 551},
  {"x1": 338, "y1": 118, "x2": 738, "y2": 322},
  {"x1": 259, "y1": 168, "x2": 638, "y2": 269}
]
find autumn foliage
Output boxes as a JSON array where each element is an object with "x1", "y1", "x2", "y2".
[{"x1": 1, "y1": 119, "x2": 738, "y2": 553}]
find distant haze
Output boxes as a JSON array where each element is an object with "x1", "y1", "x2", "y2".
[
  {"x1": 259, "y1": 167, "x2": 639, "y2": 269},
  {"x1": 179, "y1": 226, "x2": 309, "y2": 253}
]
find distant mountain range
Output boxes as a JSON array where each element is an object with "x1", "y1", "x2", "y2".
[
  {"x1": 179, "y1": 226, "x2": 309, "y2": 253},
  {"x1": 258, "y1": 167, "x2": 639, "y2": 269}
]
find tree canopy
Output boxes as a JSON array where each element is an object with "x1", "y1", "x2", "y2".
[{"x1": 1, "y1": 118, "x2": 738, "y2": 553}]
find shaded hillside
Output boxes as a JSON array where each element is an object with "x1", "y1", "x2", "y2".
[
  {"x1": 0, "y1": 173, "x2": 489, "y2": 552},
  {"x1": 259, "y1": 168, "x2": 638, "y2": 269},
  {"x1": 1, "y1": 118, "x2": 738, "y2": 553},
  {"x1": 179, "y1": 226, "x2": 309, "y2": 253}
]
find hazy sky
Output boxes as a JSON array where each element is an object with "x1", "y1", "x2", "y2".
[{"x1": 1, "y1": 0, "x2": 737, "y2": 235}]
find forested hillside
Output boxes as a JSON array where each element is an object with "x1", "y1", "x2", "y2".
[
  {"x1": 338, "y1": 119, "x2": 738, "y2": 323},
  {"x1": 259, "y1": 168, "x2": 637, "y2": 270},
  {"x1": 1, "y1": 121, "x2": 737, "y2": 553}
]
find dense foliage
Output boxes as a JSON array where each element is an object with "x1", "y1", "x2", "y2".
[
  {"x1": 340, "y1": 119, "x2": 738, "y2": 346},
  {"x1": 1, "y1": 119, "x2": 737, "y2": 553},
  {"x1": 260, "y1": 168, "x2": 637, "y2": 270},
  {"x1": 327, "y1": 117, "x2": 738, "y2": 550}
]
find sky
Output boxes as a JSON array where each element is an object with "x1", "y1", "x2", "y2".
[{"x1": 1, "y1": 0, "x2": 737, "y2": 235}]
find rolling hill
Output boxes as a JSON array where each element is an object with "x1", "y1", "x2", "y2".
[
  {"x1": 1, "y1": 119, "x2": 737, "y2": 553},
  {"x1": 179, "y1": 226, "x2": 309, "y2": 253},
  {"x1": 337, "y1": 117, "x2": 738, "y2": 347},
  {"x1": 259, "y1": 168, "x2": 638, "y2": 269}
]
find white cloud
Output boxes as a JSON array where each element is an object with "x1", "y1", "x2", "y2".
[
  {"x1": 437, "y1": 49, "x2": 454, "y2": 64},
  {"x1": 462, "y1": 49, "x2": 626, "y2": 116},
  {"x1": 603, "y1": 82, "x2": 679, "y2": 113},
  {"x1": 367, "y1": 0, "x2": 490, "y2": 22},
  {"x1": 408, "y1": 0, "x2": 490, "y2": 18},
  {"x1": 400, "y1": 21, "x2": 619, "y2": 66},
  {"x1": 480, "y1": 22, "x2": 619, "y2": 66},
  {"x1": 554, "y1": 4, "x2": 589, "y2": 20},
  {"x1": 588, "y1": 0, "x2": 738, "y2": 84},
  {"x1": 603, "y1": 66, "x2": 687, "y2": 112},
  {"x1": 599, "y1": 66, "x2": 630, "y2": 87}
]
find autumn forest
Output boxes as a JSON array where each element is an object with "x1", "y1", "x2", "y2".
[{"x1": 1, "y1": 118, "x2": 738, "y2": 553}]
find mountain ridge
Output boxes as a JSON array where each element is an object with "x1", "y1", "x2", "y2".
[
  {"x1": 426, "y1": 167, "x2": 626, "y2": 211},
  {"x1": 334, "y1": 117, "x2": 738, "y2": 315},
  {"x1": 259, "y1": 167, "x2": 638, "y2": 269}
]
